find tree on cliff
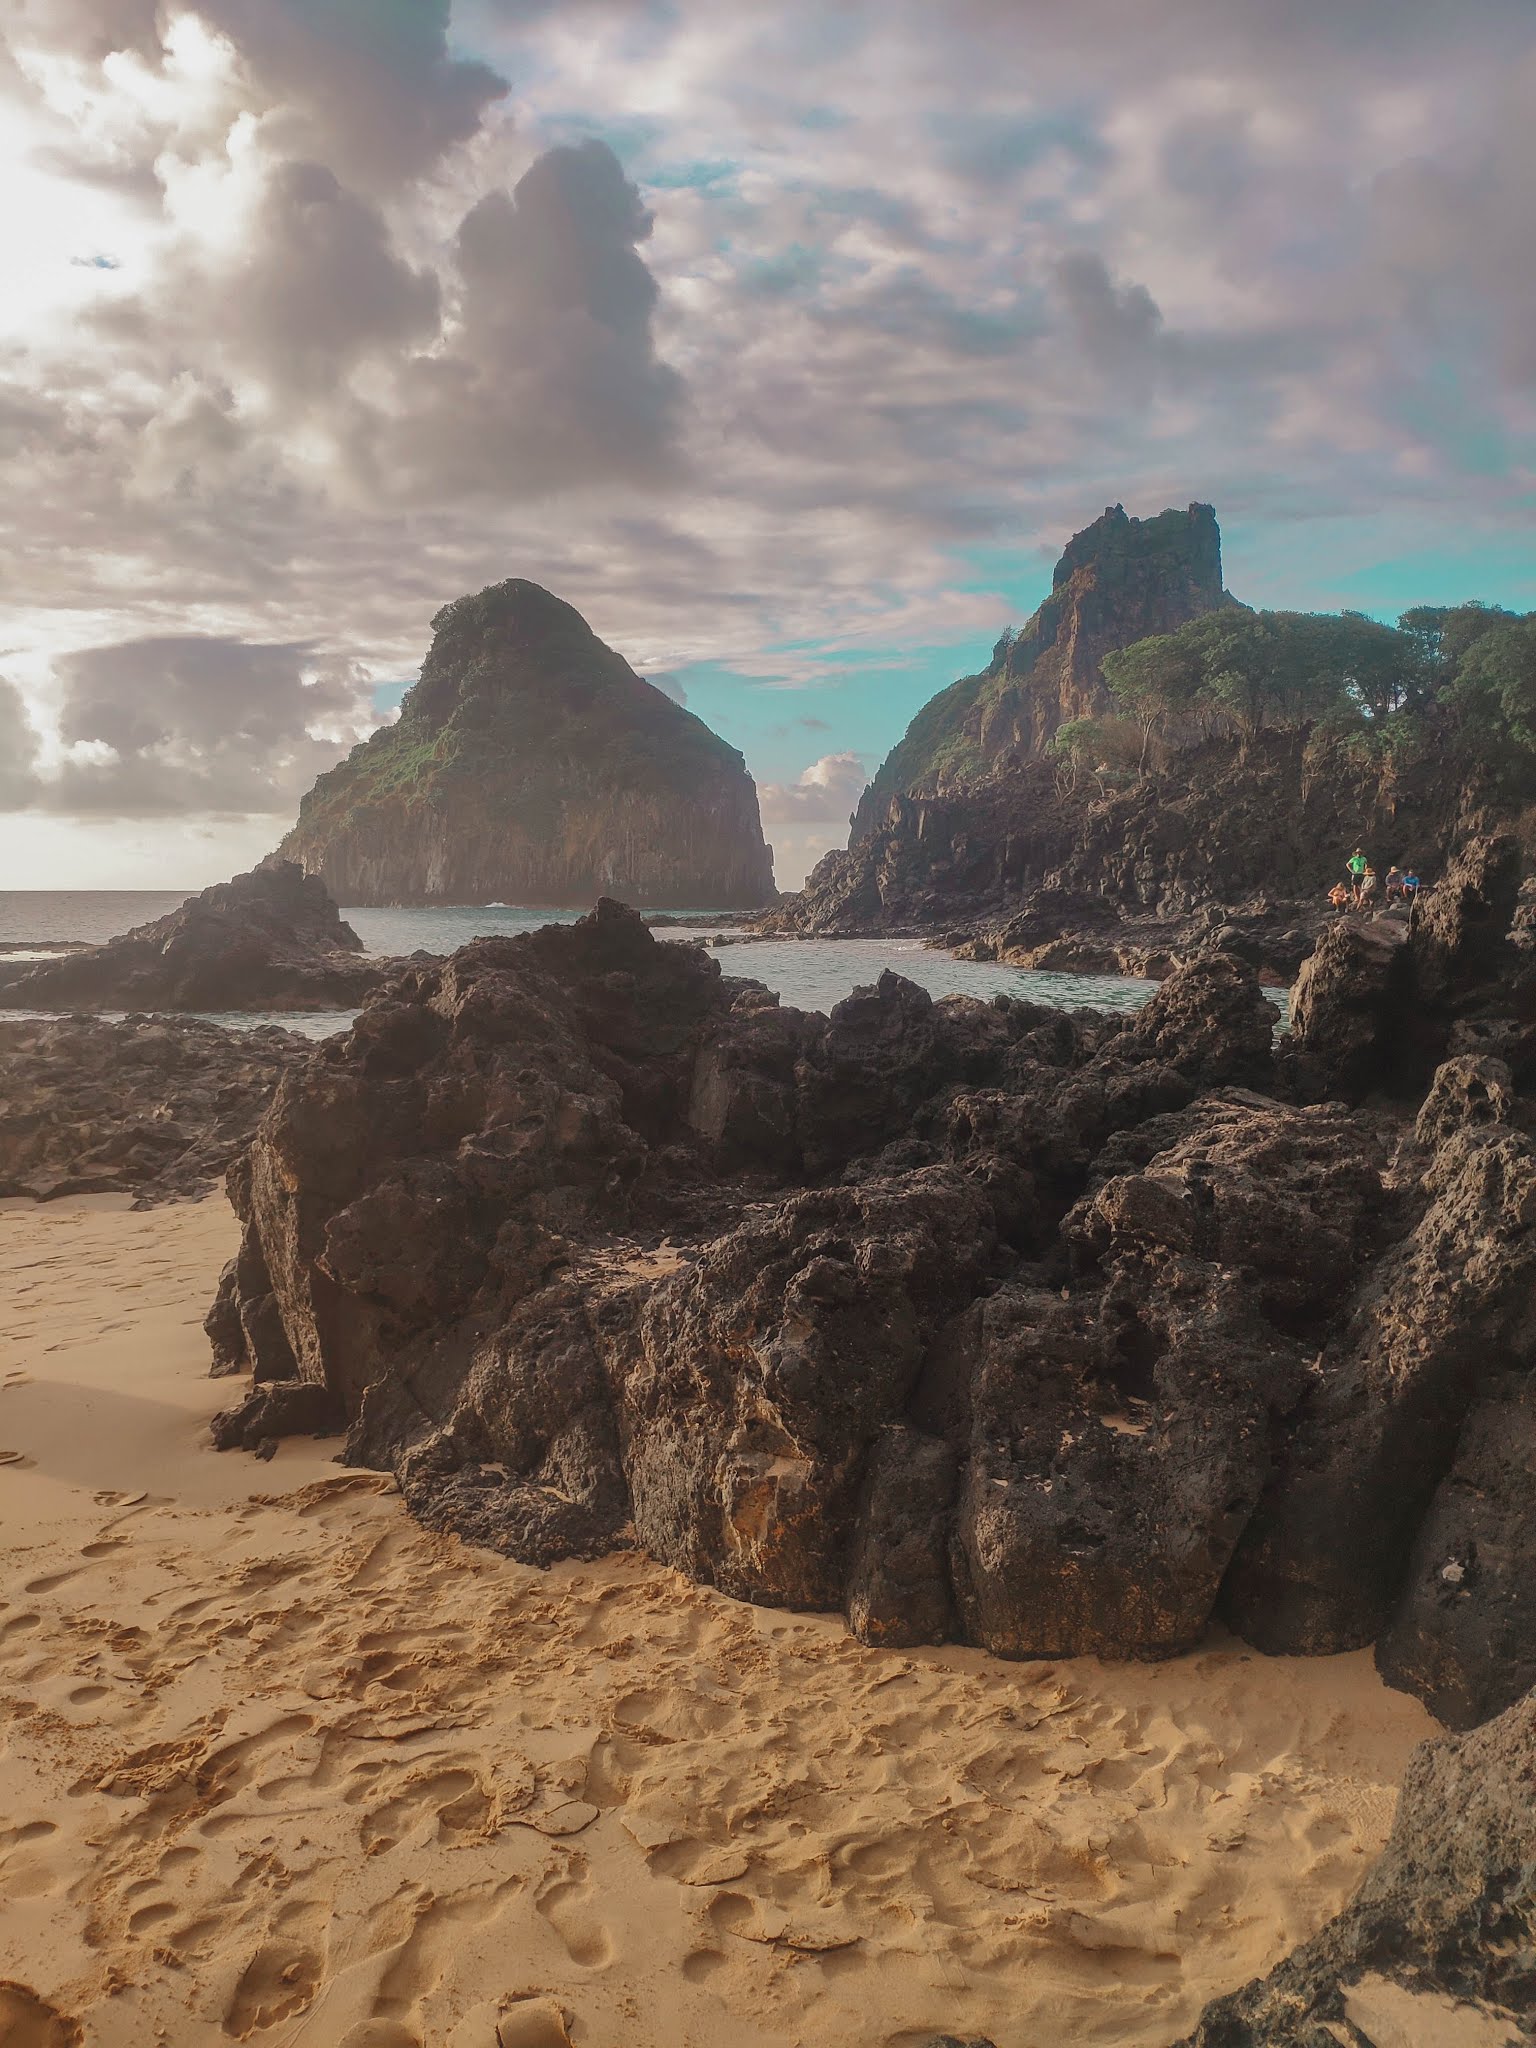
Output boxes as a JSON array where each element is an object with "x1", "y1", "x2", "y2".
[
  {"x1": 1447, "y1": 616, "x2": 1536, "y2": 781},
  {"x1": 1101, "y1": 609, "x2": 1355, "y2": 755}
]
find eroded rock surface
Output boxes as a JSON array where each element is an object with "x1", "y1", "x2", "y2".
[
  {"x1": 1176, "y1": 1684, "x2": 1536, "y2": 2045},
  {"x1": 0, "y1": 860, "x2": 382, "y2": 1014},
  {"x1": 207, "y1": 899, "x2": 1536, "y2": 1715},
  {"x1": 0, "y1": 1014, "x2": 310, "y2": 1204}
]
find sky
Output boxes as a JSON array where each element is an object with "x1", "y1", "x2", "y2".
[{"x1": 2, "y1": 1, "x2": 1534, "y2": 890}]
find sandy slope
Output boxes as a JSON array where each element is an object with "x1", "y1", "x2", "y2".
[{"x1": 0, "y1": 1196, "x2": 1437, "y2": 2048}]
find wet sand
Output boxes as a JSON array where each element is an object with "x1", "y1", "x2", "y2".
[{"x1": 0, "y1": 1195, "x2": 1438, "y2": 2047}]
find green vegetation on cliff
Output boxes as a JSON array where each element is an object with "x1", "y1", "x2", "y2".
[
  {"x1": 851, "y1": 502, "x2": 1235, "y2": 839},
  {"x1": 1061, "y1": 600, "x2": 1533, "y2": 798}
]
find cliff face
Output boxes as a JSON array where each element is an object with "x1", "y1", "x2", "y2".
[
  {"x1": 279, "y1": 581, "x2": 776, "y2": 909},
  {"x1": 789, "y1": 727, "x2": 1489, "y2": 933},
  {"x1": 851, "y1": 501, "x2": 1232, "y2": 839}
]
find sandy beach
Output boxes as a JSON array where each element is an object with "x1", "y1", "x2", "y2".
[{"x1": 0, "y1": 1194, "x2": 1438, "y2": 2048}]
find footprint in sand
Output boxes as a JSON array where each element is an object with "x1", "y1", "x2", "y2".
[
  {"x1": 23, "y1": 1570, "x2": 81, "y2": 1596},
  {"x1": 0, "y1": 1980, "x2": 83, "y2": 2047},
  {"x1": 360, "y1": 1766, "x2": 502, "y2": 1852},
  {"x1": 221, "y1": 1900, "x2": 328, "y2": 2038},
  {"x1": 0, "y1": 1451, "x2": 33, "y2": 1470},
  {"x1": 374, "y1": 1883, "x2": 516, "y2": 2018},
  {"x1": 494, "y1": 1999, "x2": 576, "y2": 2048},
  {"x1": 534, "y1": 1862, "x2": 615, "y2": 1968}
]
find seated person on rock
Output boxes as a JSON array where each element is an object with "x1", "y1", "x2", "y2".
[
  {"x1": 1328, "y1": 881, "x2": 1352, "y2": 911},
  {"x1": 1359, "y1": 864, "x2": 1381, "y2": 909},
  {"x1": 1384, "y1": 865, "x2": 1406, "y2": 903}
]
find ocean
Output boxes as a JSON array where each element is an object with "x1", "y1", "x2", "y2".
[{"x1": 0, "y1": 890, "x2": 1286, "y2": 1031}]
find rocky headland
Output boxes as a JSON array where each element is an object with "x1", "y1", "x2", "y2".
[
  {"x1": 277, "y1": 580, "x2": 777, "y2": 911},
  {"x1": 850, "y1": 501, "x2": 1236, "y2": 839},
  {"x1": 0, "y1": 859, "x2": 386, "y2": 1014},
  {"x1": 768, "y1": 504, "x2": 1524, "y2": 991}
]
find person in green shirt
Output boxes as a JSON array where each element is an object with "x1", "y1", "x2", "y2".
[{"x1": 1347, "y1": 848, "x2": 1368, "y2": 904}]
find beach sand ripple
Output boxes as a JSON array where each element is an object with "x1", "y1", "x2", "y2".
[{"x1": 0, "y1": 1196, "x2": 1437, "y2": 2047}]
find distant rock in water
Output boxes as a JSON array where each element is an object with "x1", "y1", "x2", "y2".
[
  {"x1": 277, "y1": 580, "x2": 776, "y2": 910},
  {"x1": 851, "y1": 501, "x2": 1234, "y2": 839},
  {"x1": 0, "y1": 860, "x2": 381, "y2": 1013}
]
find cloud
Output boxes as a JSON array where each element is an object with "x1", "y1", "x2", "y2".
[
  {"x1": 759, "y1": 751, "x2": 869, "y2": 822},
  {"x1": 0, "y1": 680, "x2": 41, "y2": 806},
  {"x1": 7, "y1": 0, "x2": 508, "y2": 187},
  {"x1": 40, "y1": 637, "x2": 377, "y2": 817},
  {"x1": 380, "y1": 139, "x2": 684, "y2": 497},
  {"x1": 1, "y1": 0, "x2": 1535, "y2": 886},
  {"x1": 177, "y1": 158, "x2": 442, "y2": 397}
]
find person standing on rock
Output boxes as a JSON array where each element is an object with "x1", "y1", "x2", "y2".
[{"x1": 1347, "y1": 848, "x2": 1368, "y2": 905}]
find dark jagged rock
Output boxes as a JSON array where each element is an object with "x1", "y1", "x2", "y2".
[
  {"x1": 208, "y1": 1380, "x2": 346, "y2": 1450},
  {"x1": 0, "y1": 860, "x2": 380, "y2": 1014},
  {"x1": 277, "y1": 580, "x2": 775, "y2": 910},
  {"x1": 851, "y1": 502, "x2": 1233, "y2": 835},
  {"x1": 210, "y1": 906, "x2": 1296, "y2": 1639},
  {"x1": 1285, "y1": 835, "x2": 1526, "y2": 1101},
  {"x1": 1221, "y1": 1114, "x2": 1536, "y2": 1659},
  {"x1": 1174, "y1": 1685, "x2": 1536, "y2": 2045},
  {"x1": 206, "y1": 894, "x2": 1536, "y2": 1726},
  {"x1": 0, "y1": 1013, "x2": 310, "y2": 1205},
  {"x1": 1286, "y1": 915, "x2": 1411, "y2": 1095},
  {"x1": 1375, "y1": 1382, "x2": 1536, "y2": 1730}
]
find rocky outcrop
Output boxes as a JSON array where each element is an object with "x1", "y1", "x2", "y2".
[
  {"x1": 1176, "y1": 1684, "x2": 1536, "y2": 2046},
  {"x1": 0, "y1": 861, "x2": 381, "y2": 1014},
  {"x1": 1285, "y1": 835, "x2": 1529, "y2": 1099},
  {"x1": 278, "y1": 580, "x2": 775, "y2": 910},
  {"x1": 780, "y1": 725, "x2": 1481, "y2": 940},
  {"x1": 851, "y1": 502, "x2": 1233, "y2": 836},
  {"x1": 0, "y1": 1014, "x2": 310, "y2": 1205},
  {"x1": 206, "y1": 898, "x2": 1536, "y2": 1726}
]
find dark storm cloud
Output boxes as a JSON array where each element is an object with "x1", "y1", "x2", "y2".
[
  {"x1": 46, "y1": 637, "x2": 375, "y2": 816},
  {"x1": 1053, "y1": 253, "x2": 1163, "y2": 375}
]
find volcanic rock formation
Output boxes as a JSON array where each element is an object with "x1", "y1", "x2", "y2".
[
  {"x1": 783, "y1": 724, "x2": 1484, "y2": 942},
  {"x1": 277, "y1": 581, "x2": 776, "y2": 910},
  {"x1": 1176, "y1": 1684, "x2": 1536, "y2": 2045},
  {"x1": 0, "y1": 860, "x2": 380, "y2": 1014},
  {"x1": 0, "y1": 1013, "x2": 311, "y2": 1205},
  {"x1": 208, "y1": 891, "x2": 1536, "y2": 1732},
  {"x1": 849, "y1": 501, "x2": 1234, "y2": 840}
]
